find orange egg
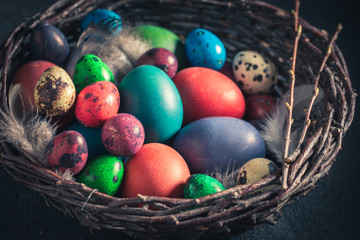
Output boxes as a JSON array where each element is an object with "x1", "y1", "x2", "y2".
[{"x1": 120, "y1": 143, "x2": 190, "y2": 198}]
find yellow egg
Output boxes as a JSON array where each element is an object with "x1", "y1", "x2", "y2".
[
  {"x1": 236, "y1": 157, "x2": 278, "y2": 185},
  {"x1": 34, "y1": 66, "x2": 76, "y2": 117}
]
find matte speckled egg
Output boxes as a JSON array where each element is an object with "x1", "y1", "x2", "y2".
[
  {"x1": 184, "y1": 174, "x2": 225, "y2": 199},
  {"x1": 172, "y1": 117, "x2": 266, "y2": 174},
  {"x1": 80, "y1": 9, "x2": 122, "y2": 36},
  {"x1": 75, "y1": 81, "x2": 120, "y2": 128},
  {"x1": 134, "y1": 25, "x2": 188, "y2": 69},
  {"x1": 245, "y1": 95, "x2": 275, "y2": 121},
  {"x1": 77, "y1": 155, "x2": 124, "y2": 196},
  {"x1": 34, "y1": 66, "x2": 76, "y2": 117},
  {"x1": 173, "y1": 67, "x2": 245, "y2": 125},
  {"x1": 120, "y1": 143, "x2": 190, "y2": 198},
  {"x1": 236, "y1": 158, "x2": 279, "y2": 185},
  {"x1": 67, "y1": 121, "x2": 108, "y2": 161},
  {"x1": 12, "y1": 60, "x2": 56, "y2": 113},
  {"x1": 135, "y1": 48, "x2": 178, "y2": 79},
  {"x1": 118, "y1": 65, "x2": 183, "y2": 143},
  {"x1": 45, "y1": 130, "x2": 88, "y2": 175},
  {"x1": 232, "y1": 50, "x2": 277, "y2": 95},
  {"x1": 102, "y1": 113, "x2": 145, "y2": 157},
  {"x1": 73, "y1": 54, "x2": 114, "y2": 93},
  {"x1": 185, "y1": 28, "x2": 226, "y2": 70},
  {"x1": 30, "y1": 22, "x2": 69, "y2": 66}
]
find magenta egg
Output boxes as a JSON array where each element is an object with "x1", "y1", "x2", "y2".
[
  {"x1": 245, "y1": 95, "x2": 275, "y2": 121},
  {"x1": 135, "y1": 48, "x2": 178, "y2": 78},
  {"x1": 45, "y1": 130, "x2": 88, "y2": 175},
  {"x1": 101, "y1": 113, "x2": 145, "y2": 157}
]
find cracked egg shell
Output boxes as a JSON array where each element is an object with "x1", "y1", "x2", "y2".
[
  {"x1": 46, "y1": 130, "x2": 88, "y2": 175},
  {"x1": 77, "y1": 155, "x2": 124, "y2": 196},
  {"x1": 232, "y1": 50, "x2": 277, "y2": 95},
  {"x1": 34, "y1": 66, "x2": 76, "y2": 117},
  {"x1": 236, "y1": 158, "x2": 278, "y2": 185}
]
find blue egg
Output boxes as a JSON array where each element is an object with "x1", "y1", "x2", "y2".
[
  {"x1": 185, "y1": 28, "x2": 226, "y2": 70},
  {"x1": 30, "y1": 22, "x2": 69, "y2": 66},
  {"x1": 80, "y1": 9, "x2": 122, "y2": 36},
  {"x1": 172, "y1": 117, "x2": 266, "y2": 174},
  {"x1": 67, "y1": 121, "x2": 108, "y2": 161}
]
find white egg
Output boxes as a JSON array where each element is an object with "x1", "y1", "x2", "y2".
[{"x1": 232, "y1": 50, "x2": 277, "y2": 94}]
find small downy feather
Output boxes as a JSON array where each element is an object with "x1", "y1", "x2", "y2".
[
  {"x1": 258, "y1": 84, "x2": 325, "y2": 164},
  {"x1": 65, "y1": 24, "x2": 151, "y2": 85},
  {"x1": 0, "y1": 84, "x2": 56, "y2": 161}
]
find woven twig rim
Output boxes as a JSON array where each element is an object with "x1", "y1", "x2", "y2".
[{"x1": 0, "y1": 0, "x2": 356, "y2": 239}]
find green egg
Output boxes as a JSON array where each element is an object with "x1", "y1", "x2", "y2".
[
  {"x1": 184, "y1": 174, "x2": 225, "y2": 199},
  {"x1": 77, "y1": 155, "x2": 124, "y2": 196},
  {"x1": 73, "y1": 54, "x2": 114, "y2": 93},
  {"x1": 134, "y1": 25, "x2": 188, "y2": 70}
]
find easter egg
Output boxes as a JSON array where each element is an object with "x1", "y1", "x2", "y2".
[
  {"x1": 75, "y1": 81, "x2": 120, "y2": 128},
  {"x1": 120, "y1": 143, "x2": 190, "y2": 198},
  {"x1": 236, "y1": 158, "x2": 278, "y2": 185},
  {"x1": 29, "y1": 22, "x2": 69, "y2": 66},
  {"x1": 12, "y1": 60, "x2": 56, "y2": 113},
  {"x1": 134, "y1": 25, "x2": 188, "y2": 69},
  {"x1": 185, "y1": 28, "x2": 226, "y2": 70},
  {"x1": 73, "y1": 54, "x2": 115, "y2": 93},
  {"x1": 232, "y1": 50, "x2": 277, "y2": 95},
  {"x1": 80, "y1": 9, "x2": 122, "y2": 36},
  {"x1": 34, "y1": 66, "x2": 76, "y2": 117},
  {"x1": 135, "y1": 48, "x2": 178, "y2": 79},
  {"x1": 173, "y1": 67, "x2": 245, "y2": 125},
  {"x1": 172, "y1": 117, "x2": 266, "y2": 174},
  {"x1": 77, "y1": 155, "x2": 124, "y2": 196},
  {"x1": 118, "y1": 65, "x2": 183, "y2": 143},
  {"x1": 101, "y1": 113, "x2": 145, "y2": 157},
  {"x1": 67, "y1": 121, "x2": 108, "y2": 161},
  {"x1": 184, "y1": 174, "x2": 225, "y2": 199},
  {"x1": 245, "y1": 95, "x2": 275, "y2": 121},
  {"x1": 45, "y1": 130, "x2": 88, "y2": 175}
]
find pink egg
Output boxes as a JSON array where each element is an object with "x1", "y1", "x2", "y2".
[
  {"x1": 102, "y1": 113, "x2": 145, "y2": 157},
  {"x1": 136, "y1": 48, "x2": 178, "y2": 78},
  {"x1": 45, "y1": 130, "x2": 88, "y2": 175}
]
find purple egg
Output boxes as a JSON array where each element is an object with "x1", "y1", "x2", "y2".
[
  {"x1": 136, "y1": 48, "x2": 178, "y2": 78},
  {"x1": 101, "y1": 113, "x2": 145, "y2": 157}
]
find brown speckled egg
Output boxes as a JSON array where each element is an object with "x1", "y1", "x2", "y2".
[
  {"x1": 232, "y1": 50, "x2": 277, "y2": 95},
  {"x1": 236, "y1": 157, "x2": 278, "y2": 185},
  {"x1": 34, "y1": 66, "x2": 76, "y2": 117}
]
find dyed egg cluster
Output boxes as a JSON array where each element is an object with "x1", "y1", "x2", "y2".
[{"x1": 13, "y1": 10, "x2": 283, "y2": 200}]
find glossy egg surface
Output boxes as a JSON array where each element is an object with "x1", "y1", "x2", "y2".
[
  {"x1": 80, "y1": 9, "x2": 122, "y2": 36},
  {"x1": 184, "y1": 174, "x2": 225, "y2": 199},
  {"x1": 236, "y1": 158, "x2": 278, "y2": 185}
]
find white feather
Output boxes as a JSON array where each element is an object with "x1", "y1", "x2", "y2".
[
  {"x1": 0, "y1": 84, "x2": 56, "y2": 161},
  {"x1": 65, "y1": 26, "x2": 151, "y2": 85},
  {"x1": 258, "y1": 84, "x2": 325, "y2": 164}
]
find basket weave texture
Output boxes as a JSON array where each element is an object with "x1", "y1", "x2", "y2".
[{"x1": 0, "y1": 0, "x2": 356, "y2": 239}]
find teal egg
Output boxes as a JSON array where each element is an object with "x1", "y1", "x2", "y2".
[
  {"x1": 184, "y1": 174, "x2": 225, "y2": 199},
  {"x1": 73, "y1": 54, "x2": 114, "y2": 93},
  {"x1": 77, "y1": 155, "x2": 124, "y2": 196},
  {"x1": 118, "y1": 65, "x2": 183, "y2": 143}
]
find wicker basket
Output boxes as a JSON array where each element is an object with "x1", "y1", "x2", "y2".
[{"x1": 0, "y1": 0, "x2": 356, "y2": 239}]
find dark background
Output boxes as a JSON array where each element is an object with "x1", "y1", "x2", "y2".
[{"x1": 0, "y1": 0, "x2": 359, "y2": 239}]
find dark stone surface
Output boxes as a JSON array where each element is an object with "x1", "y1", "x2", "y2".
[{"x1": 0, "y1": 0, "x2": 359, "y2": 239}]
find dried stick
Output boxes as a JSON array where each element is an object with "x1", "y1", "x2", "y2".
[{"x1": 282, "y1": 0, "x2": 302, "y2": 191}]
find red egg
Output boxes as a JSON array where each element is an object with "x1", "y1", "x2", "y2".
[
  {"x1": 45, "y1": 130, "x2": 88, "y2": 175},
  {"x1": 101, "y1": 113, "x2": 145, "y2": 157},
  {"x1": 75, "y1": 81, "x2": 120, "y2": 128},
  {"x1": 12, "y1": 60, "x2": 56, "y2": 112},
  {"x1": 173, "y1": 67, "x2": 246, "y2": 125},
  {"x1": 120, "y1": 143, "x2": 190, "y2": 198},
  {"x1": 135, "y1": 48, "x2": 178, "y2": 79},
  {"x1": 245, "y1": 94, "x2": 275, "y2": 121}
]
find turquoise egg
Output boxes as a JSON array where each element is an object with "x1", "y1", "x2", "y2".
[
  {"x1": 77, "y1": 155, "x2": 124, "y2": 196},
  {"x1": 118, "y1": 65, "x2": 183, "y2": 143},
  {"x1": 184, "y1": 174, "x2": 225, "y2": 199},
  {"x1": 73, "y1": 54, "x2": 114, "y2": 93}
]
